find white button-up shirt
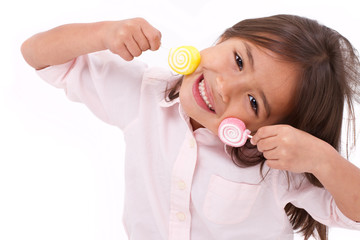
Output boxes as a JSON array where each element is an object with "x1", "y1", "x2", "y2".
[{"x1": 37, "y1": 50, "x2": 360, "y2": 240}]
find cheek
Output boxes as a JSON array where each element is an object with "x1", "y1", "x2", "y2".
[
  {"x1": 272, "y1": 84, "x2": 297, "y2": 115},
  {"x1": 200, "y1": 48, "x2": 230, "y2": 70},
  {"x1": 221, "y1": 96, "x2": 251, "y2": 120}
]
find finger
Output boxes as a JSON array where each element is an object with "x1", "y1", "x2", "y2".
[
  {"x1": 141, "y1": 23, "x2": 162, "y2": 51},
  {"x1": 251, "y1": 125, "x2": 277, "y2": 145},
  {"x1": 256, "y1": 135, "x2": 278, "y2": 152},
  {"x1": 132, "y1": 27, "x2": 151, "y2": 51},
  {"x1": 113, "y1": 43, "x2": 134, "y2": 61},
  {"x1": 265, "y1": 159, "x2": 284, "y2": 170},
  {"x1": 262, "y1": 148, "x2": 279, "y2": 161},
  {"x1": 125, "y1": 36, "x2": 143, "y2": 58}
]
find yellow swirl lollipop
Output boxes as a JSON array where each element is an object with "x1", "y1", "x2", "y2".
[{"x1": 168, "y1": 46, "x2": 201, "y2": 75}]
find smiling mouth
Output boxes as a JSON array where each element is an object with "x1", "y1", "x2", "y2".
[{"x1": 199, "y1": 79, "x2": 215, "y2": 112}]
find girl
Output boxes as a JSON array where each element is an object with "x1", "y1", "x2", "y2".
[{"x1": 21, "y1": 15, "x2": 360, "y2": 240}]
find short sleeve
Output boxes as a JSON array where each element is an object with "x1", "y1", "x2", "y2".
[
  {"x1": 274, "y1": 171, "x2": 360, "y2": 230},
  {"x1": 36, "y1": 50, "x2": 148, "y2": 129}
]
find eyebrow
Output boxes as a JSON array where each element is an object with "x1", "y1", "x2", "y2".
[
  {"x1": 243, "y1": 42, "x2": 254, "y2": 70},
  {"x1": 260, "y1": 90, "x2": 271, "y2": 118}
]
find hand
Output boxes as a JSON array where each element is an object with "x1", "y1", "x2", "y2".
[
  {"x1": 250, "y1": 125, "x2": 335, "y2": 174},
  {"x1": 102, "y1": 18, "x2": 162, "y2": 61}
]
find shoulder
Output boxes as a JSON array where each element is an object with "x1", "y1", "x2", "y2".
[
  {"x1": 140, "y1": 66, "x2": 182, "y2": 101},
  {"x1": 143, "y1": 66, "x2": 181, "y2": 86}
]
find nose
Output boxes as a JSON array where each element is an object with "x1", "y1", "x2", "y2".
[
  {"x1": 200, "y1": 47, "x2": 246, "y2": 104},
  {"x1": 216, "y1": 75, "x2": 241, "y2": 104},
  {"x1": 216, "y1": 76, "x2": 230, "y2": 103}
]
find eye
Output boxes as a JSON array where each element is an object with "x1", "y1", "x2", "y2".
[
  {"x1": 235, "y1": 53, "x2": 243, "y2": 71},
  {"x1": 248, "y1": 95, "x2": 258, "y2": 115}
]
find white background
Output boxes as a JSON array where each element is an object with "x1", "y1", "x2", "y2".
[{"x1": 2, "y1": 0, "x2": 360, "y2": 239}]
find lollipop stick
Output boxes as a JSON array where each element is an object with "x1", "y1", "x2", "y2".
[{"x1": 160, "y1": 44, "x2": 170, "y2": 51}]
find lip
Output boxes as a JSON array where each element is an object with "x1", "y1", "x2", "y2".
[
  {"x1": 204, "y1": 77, "x2": 216, "y2": 109},
  {"x1": 192, "y1": 74, "x2": 216, "y2": 113}
]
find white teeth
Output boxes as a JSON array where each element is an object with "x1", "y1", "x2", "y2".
[{"x1": 199, "y1": 79, "x2": 214, "y2": 111}]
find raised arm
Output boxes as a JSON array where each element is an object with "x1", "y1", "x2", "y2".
[
  {"x1": 21, "y1": 18, "x2": 162, "y2": 70},
  {"x1": 251, "y1": 124, "x2": 360, "y2": 222}
]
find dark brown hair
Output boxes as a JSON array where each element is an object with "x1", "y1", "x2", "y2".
[{"x1": 166, "y1": 14, "x2": 360, "y2": 239}]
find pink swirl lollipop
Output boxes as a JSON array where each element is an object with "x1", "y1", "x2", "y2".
[{"x1": 218, "y1": 118, "x2": 252, "y2": 147}]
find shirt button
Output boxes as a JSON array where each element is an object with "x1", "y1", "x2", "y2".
[
  {"x1": 189, "y1": 138, "x2": 196, "y2": 148},
  {"x1": 177, "y1": 180, "x2": 186, "y2": 190},
  {"x1": 176, "y1": 212, "x2": 186, "y2": 221}
]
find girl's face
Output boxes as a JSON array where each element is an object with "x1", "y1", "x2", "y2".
[{"x1": 179, "y1": 37, "x2": 299, "y2": 134}]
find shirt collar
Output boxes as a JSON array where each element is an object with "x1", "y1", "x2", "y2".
[
  {"x1": 159, "y1": 97, "x2": 229, "y2": 150},
  {"x1": 158, "y1": 97, "x2": 180, "y2": 108}
]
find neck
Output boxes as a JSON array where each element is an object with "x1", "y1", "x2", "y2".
[{"x1": 190, "y1": 118, "x2": 204, "y2": 131}]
